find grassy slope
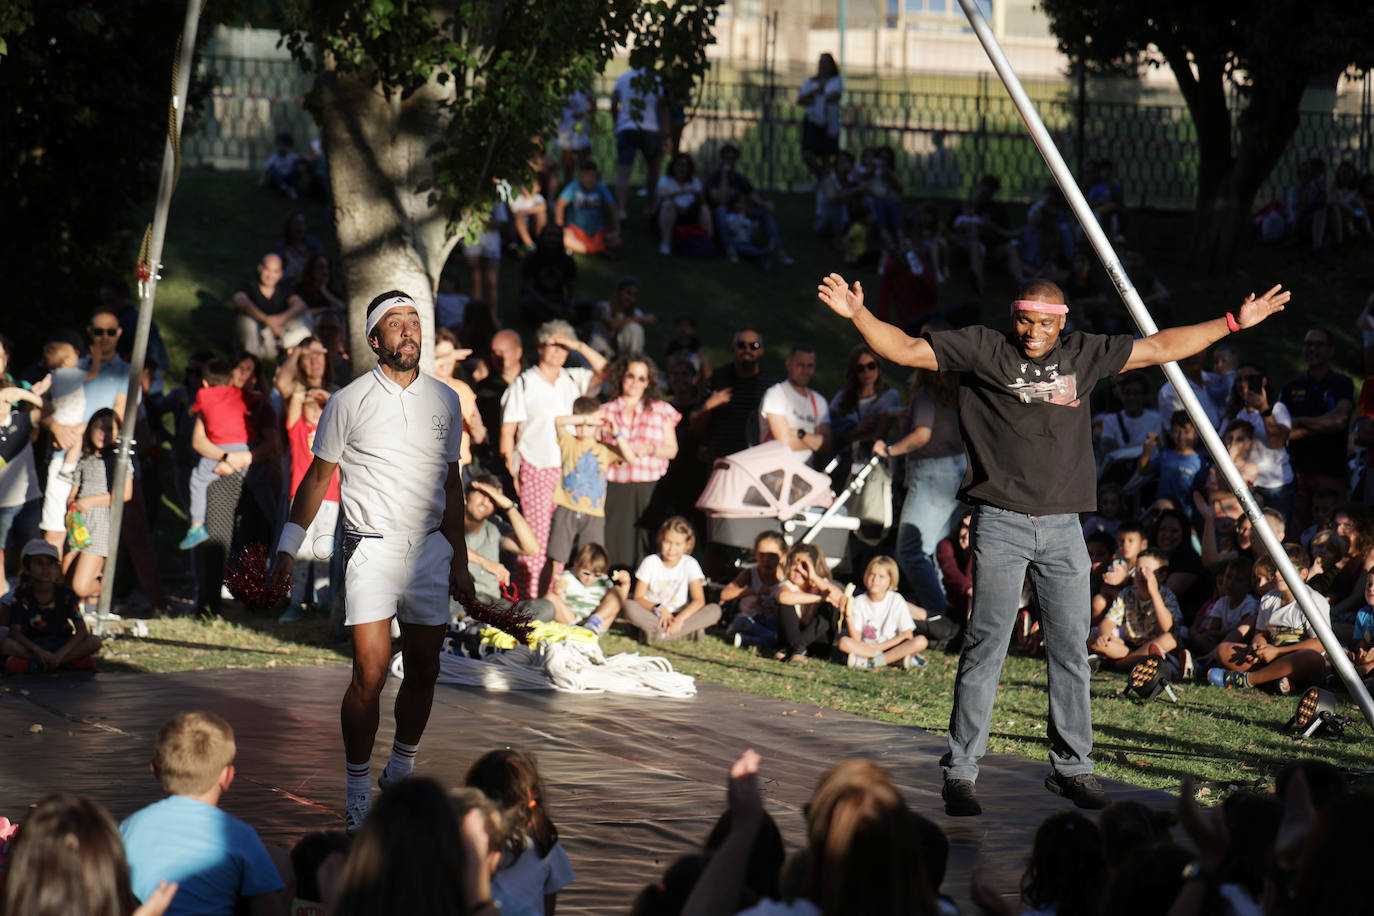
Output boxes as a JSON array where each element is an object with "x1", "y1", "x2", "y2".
[{"x1": 114, "y1": 168, "x2": 1374, "y2": 796}]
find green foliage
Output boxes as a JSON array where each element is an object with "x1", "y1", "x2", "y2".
[
  {"x1": 1039, "y1": 0, "x2": 1374, "y2": 90},
  {"x1": 274, "y1": 0, "x2": 721, "y2": 233},
  {"x1": 0, "y1": 1, "x2": 209, "y2": 351}
]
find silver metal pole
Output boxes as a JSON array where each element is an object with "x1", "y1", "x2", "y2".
[
  {"x1": 954, "y1": 0, "x2": 1374, "y2": 730},
  {"x1": 100, "y1": 0, "x2": 204, "y2": 621}
]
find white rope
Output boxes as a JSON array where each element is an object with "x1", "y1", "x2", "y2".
[{"x1": 389, "y1": 640, "x2": 697, "y2": 698}]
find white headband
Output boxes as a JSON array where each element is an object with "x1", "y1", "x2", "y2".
[{"x1": 365, "y1": 294, "x2": 416, "y2": 338}]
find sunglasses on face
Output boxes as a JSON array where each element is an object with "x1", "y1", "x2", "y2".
[
  {"x1": 575, "y1": 568, "x2": 606, "y2": 579},
  {"x1": 857, "y1": 361, "x2": 879, "y2": 371},
  {"x1": 625, "y1": 374, "x2": 649, "y2": 382},
  {"x1": 90, "y1": 327, "x2": 118, "y2": 337},
  {"x1": 735, "y1": 340, "x2": 763, "y2": 351}
]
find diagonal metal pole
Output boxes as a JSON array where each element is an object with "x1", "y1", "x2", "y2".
[
  {"x1": 100, "y1": 0, "x2": 204, "y2": 622},
  {"x1": 955, "y1": 0, "x2": 1374, "y2": 731}
]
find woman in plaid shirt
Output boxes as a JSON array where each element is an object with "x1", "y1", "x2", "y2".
[{"x1": 600, "y1": 355, "x2": 680, "y2": 568}]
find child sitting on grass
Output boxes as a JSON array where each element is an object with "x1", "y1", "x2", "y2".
[
  {"x1": 774, "y1": 543, "x2": 845, "y2": 664},
  {"x1": 2, "y1": 539, "x2": 101, "y2": 674},
  {"x1": 543, "y1": 542, "x2": 630, "y2": 634},
  {"x1": 121, "y1": 711, "x2": 287, "y2": 916},
  {"x1": 1088, "y1": 548, "x2": 1180, "y2": 671},
  {"x1": 1345, "y1": 573, "x2": 1374, "y2": 687},
  {"x1": 620, "y1": 517, "x2": 721, "y2": 643},
  {"x1": 837, "y1": 555, "x2": 928, "y2": 670},
  {"x1": 722, "y1": 530, "x2": 786, "y2": 650},
  {"x1": 1188, "y1": 557, "x2": 1257, "y2": 663},
  {"x1": 1207, "y1": 546, "x2": 1329, "y2": 694},
  {"x1": 1092, "y1": 521, "x2": 1148, "y2": 630}
]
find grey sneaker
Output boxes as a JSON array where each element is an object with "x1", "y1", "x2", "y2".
[
  {"x1": 942, "y1": 778, "x2": 982, "y2": 817},
  {"x1": 1045, "y1": 772, "x2": 1109, "y2": 810},
  {"x1": 344, "y1": 792, "x2": 371, "y2": 834}
]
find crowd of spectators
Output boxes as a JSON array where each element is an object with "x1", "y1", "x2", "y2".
[{"x1": 3, "y1": 709, "x2": 1368, "y2": 916}]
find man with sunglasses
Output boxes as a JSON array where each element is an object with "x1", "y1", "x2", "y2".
[
  {"x1": 819, "y1": 270, "x2": 1288, "y2": 818},
  {"x1": 698, "y1": 328, "x2": 776, "y2": 461}
]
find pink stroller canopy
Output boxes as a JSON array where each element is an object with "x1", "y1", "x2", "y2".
[{"x1": 695, "y1": 441, "x2": 834, "y2": 519}]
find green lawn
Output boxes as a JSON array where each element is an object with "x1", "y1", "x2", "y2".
[{"x1": 118, "y1": 167, "x2": 1374, "y2": 799}]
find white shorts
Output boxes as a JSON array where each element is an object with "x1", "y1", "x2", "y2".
[
  {"x1": 343, "y1": 529, "x2": 453, "y2": 627},
  {"x1": 40, "y1": 453, "x2": 71, "y2": 533},
  {"x1": 463, "y1": 230, "x2": 501, "y2": 261}
]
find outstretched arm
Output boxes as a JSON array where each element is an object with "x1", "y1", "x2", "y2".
[
  {"x1": 817, "y1": 273, "x2": 938, "y2": 370},
  {"x1": 1123, "y1": 285, "x2": 1289, "y2": 371}
]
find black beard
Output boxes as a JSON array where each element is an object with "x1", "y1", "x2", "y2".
[{"x1": 378, "y1": 347, "x2": 420, "y2": 372}]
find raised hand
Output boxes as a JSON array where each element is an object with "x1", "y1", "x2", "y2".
[
  {"x1": 817, "y1": 273, "x2": 865, "y2": 320},
  {"x1": 1234, "y1": 284, "x2": 1290, "y2": 329}
]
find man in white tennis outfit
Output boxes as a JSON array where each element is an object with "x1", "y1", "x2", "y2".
[{"x1": 272, "y1": 290, "x2": 477, "y2": 832}]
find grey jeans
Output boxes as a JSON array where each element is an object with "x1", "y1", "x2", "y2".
[{"x1": 941, "y1": 505, "x2": 1095, "y2": 782}]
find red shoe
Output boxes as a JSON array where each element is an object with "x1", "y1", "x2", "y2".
[
  {"x1": 5, "y1": 657, "x2": 32, "y2": 675},
  {"x1": 64, "y1": 656, "x2": 97, "y2": 672}
]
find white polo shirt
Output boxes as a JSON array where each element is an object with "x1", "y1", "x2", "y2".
[
  {"x1": 759, "y1": 381, "x2": 829, "y2": 460},
  {"x1": 501, "y1": 365, "x2": 594, "y2": 469},
  {"x1": 312, "y1": 365, "x2": 463, "y2": 537}
]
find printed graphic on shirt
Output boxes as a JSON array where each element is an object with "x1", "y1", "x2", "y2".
[
  {"x1": 1007, "y1": 361, "x2": 1080, "y2": 407},
  {"x1": 432, "y1": 414, "x2": 449, "y2": 440}
]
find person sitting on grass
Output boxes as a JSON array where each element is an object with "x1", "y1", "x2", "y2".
[
  {"x1": 543, "y1": 542, "x2": 631, "y2": 635},
  {"x1": 722, "y1": 530, "x2": 787, "y2": 651},
  {"x1": 1207, "y1": 545, "x2": 1329, "y2": 693},
  {"x1": 1342, "y1": 571, "x2": 1374, "y2": 688},
  {"x1": 774, "y1": 543, "x2": 845, "y2": 664},
  {"x1": 121, "y1": 711, "x2": 288, "y2": 916},
  {"x1": 619, "y1": 516, "x2": 721, "y2": 643},
  {"x1": 2, "y1": 539, "x2": 101, "y2": 674},
  {"x1": 1091, "y1": 520, "x2": 1147, "y2": 631},
  {"x1": 555, "y1": 160, "x2": 621, "y2": 258},
  {"x1": 837, "y1": 555, "x2": 929, "y2": 670},
  {"x1": 1187, "y1": 557, "x2": 1257, "y2": 663},
  {"x1": 1088, "y1": 548, "x2": 1181, "y2": 671}
]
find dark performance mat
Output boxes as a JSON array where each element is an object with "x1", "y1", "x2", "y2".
[{"x1": 0, "y1": 667, "x2": 1174, "y2": 911}]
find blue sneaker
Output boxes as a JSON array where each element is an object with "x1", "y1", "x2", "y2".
[
  {"x1": 278, "y1": 604, "x2": 307, "y2": 623},
  {"x1": 178, "y1": 525, "x2": 209, "y2": 550},
  {"x1": 1207, "y1": 667, "x2": 1251, "y2": 689}
]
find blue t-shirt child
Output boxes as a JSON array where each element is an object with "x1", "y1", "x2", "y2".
[
  {"x1": 558, "y1": 181, "x2": 615, "y2": 235},
  {"x1": 1354, "y1": 606, "x2": 1374, "y2": 645},
  {"x1": 121, "y1": 795, "x2": 284, "y2": 916},
  {"x1": 1157, "y1": 450, "x2": 1204, "y2": 508}
]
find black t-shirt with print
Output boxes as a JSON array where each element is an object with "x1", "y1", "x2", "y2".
[{"x1": 927, "y1": 325, "x2": 1134, "y2": 515}]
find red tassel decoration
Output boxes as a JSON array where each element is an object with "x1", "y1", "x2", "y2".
[
  {"x1": 224, "y1": 543, "x2": 292, "y2": 610},
  {"x1": 459, "y1": 582, "x2": 534, "y2": 644}
]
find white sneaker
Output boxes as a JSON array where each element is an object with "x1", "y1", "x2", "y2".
[
  {"x1": 846, "y1": 653, "x2": 871, "y2": 668},
  {"x1": 904, "y1": 653, "x2": 928, "y2": 670},
  {"x1": 344, "y1": 792, "x2": 371, "y2": 834},
  {"x1": 733, "y1": 632, "x2": 745, "y2": 648}
]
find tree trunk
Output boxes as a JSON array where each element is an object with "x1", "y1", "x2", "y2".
[
  {"x1": 318, "y1": 61, "x2": 462, "y2": 372},
  {"x1": 1192, "y1": 72, "x2": 1307, "y2": 273}
]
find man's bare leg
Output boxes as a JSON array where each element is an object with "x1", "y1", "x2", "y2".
[
  {"x1": 393, "y1": 621, "x2": 448, "y2": 746},
  {"x1": 341, "y1": 619, "x2": 393, "y2": 763}
]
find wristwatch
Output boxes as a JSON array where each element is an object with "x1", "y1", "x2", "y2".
[
  {"x1": 1181, "y1": 861, "x2": 1214, "y2": 884},
  {"x1": 796, "y1": 428, "x2": 805, "y2": 440}
]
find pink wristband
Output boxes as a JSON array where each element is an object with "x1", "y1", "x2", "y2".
[{"x1": 1225, "y1": 312, "x2": 1240, "y2": 333}]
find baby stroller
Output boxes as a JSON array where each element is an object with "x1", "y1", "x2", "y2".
[{"x1": 695, "y1": 441, "x2": 887, "y2": 565}]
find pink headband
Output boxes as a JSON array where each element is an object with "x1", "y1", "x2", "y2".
[{"x1": 1011, "y1": 299, "x2": 1068, "y2": 315}]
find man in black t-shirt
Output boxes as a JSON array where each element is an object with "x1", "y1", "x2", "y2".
[
  {"x1": 819, "y1": 271, "x2": 1289, "y2": 817},
  {"x1": 232, "y1": 252, "x2": 311, "y2": 358},
  {"x1": 697, "y1": 327, "x2": 777, "y2": 460}
]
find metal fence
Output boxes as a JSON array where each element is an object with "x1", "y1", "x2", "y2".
[{"x1": 187, "y1": 53, "x2": 1373, "y2": 211}]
